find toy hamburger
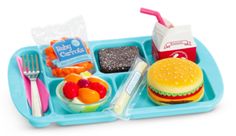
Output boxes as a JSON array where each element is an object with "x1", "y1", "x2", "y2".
[{"x1": 147, "y1": 58, "x2": 204, "y2": 105}]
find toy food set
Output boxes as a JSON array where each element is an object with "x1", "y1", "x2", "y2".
[
  {"x1": 141, "y1": 8, "x2": 197, "y2": 62},
  {"x1": 8, "y1": 12, "x2": 223, "y2": 127}
]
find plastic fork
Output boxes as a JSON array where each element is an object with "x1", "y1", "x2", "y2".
[{"x1": 22, "y1": 54, "x2": 43, "y2": 117}]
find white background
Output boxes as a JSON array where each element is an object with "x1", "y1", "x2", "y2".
[{"x1": 0, "y1": 0, "x2": 235, "y2": 135}]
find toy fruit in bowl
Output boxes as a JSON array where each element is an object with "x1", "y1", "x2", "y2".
[{"x1": 56, "y1": 72, "x2": 111, "y2": 113}]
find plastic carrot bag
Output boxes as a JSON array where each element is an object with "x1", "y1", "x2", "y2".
[{"x1": 32, "y1": 16, "x2": 94, "y2": 77}]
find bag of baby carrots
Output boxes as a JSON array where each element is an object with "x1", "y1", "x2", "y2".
[{"x1": 32, "y1": 16, "x2": 94, "y2": 77}]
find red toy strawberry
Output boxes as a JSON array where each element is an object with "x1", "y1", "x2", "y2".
[
  {"x1": 63, "y1": 82, "x2": 79, "y2": 99},
  {"x1": 89, "y1": 82, "x2": 107, "y2": 99}
]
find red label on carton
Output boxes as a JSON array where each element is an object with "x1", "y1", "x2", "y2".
[{"x1": 152, "y1": 41, "x2": 196, "y2": 61}]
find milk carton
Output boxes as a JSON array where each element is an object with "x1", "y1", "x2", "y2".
[{"x1": 152, "y1": 22, "x2": 196, "y2": 62}]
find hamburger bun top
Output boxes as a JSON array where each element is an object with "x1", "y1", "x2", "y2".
[{"x1": 147, "y1": 58, "x2": 203, "y2": 96}]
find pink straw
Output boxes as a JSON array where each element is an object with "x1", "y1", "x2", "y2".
[{"x1": 140, "y1": 8, "x2": 167, "y2": 27}]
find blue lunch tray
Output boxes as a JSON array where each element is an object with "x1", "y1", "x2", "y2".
[{"x1": 8, "y1": 36, "x2": 223, "y2": 127}]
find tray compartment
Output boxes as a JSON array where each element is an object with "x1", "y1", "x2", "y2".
[
  {"x1": 142, "y1": 40, "x2": 154, "y2": 64},
  {"x1": 47, "y1": 79, "x2": 65, "y2": 114},
  {"x1": 91, "y1": 41, "x2": 147, "y2": 74},
  {"x1": 39, "y1": 46, "x2": 97, "y2": 78},
  {"x1": 55, "y1": 110, "x2": 116, "y2": 126},
  {"x1": 47, "y1": 74, "x2": 117, "y2": 126},
  {"x1": 114, "y1": 72, "x2": 129, "y2": 89},
  {"x1": 48, "y1": 74, "x2": 115, "y2": 115},
  {"x1": 9, "y1": 48, "x2": 54, "y2": 121},
  {"x1": 142, "y1": 39, "x2": 201, "y2": 64},
  {"x1": 200, "y1": 70, "x2": 215, "y2": 101},
  {"x1": 130, "y1": 68, "x2": 216, "y2": 110},
  {"x1": 38, "y1": 46, "x2": 54, "y2": 78}
]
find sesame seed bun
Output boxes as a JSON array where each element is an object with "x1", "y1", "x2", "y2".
[{"x1": 147, "y1": 58, "x2": 204, "y2": 104}]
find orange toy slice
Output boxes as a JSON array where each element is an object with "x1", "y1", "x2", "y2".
[
  {"x1": 64, "y1": 73, "x2": 82, "y2": 83},
  {"x1": 78, "y1": 88, "x2": 100, "y2": 104}
]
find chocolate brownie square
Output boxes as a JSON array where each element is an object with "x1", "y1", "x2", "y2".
[{"x1": 98, "y1": 46, "x2": 139, "y2": 73}]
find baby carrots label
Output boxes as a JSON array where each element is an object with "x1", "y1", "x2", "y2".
[{"x1": 52, "y1": 38, "x2": 92, "y2": 67}]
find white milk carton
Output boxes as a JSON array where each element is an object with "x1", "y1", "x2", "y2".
[{"x1": 152, "y1": 22, "x2": 196, "y2": 62}]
